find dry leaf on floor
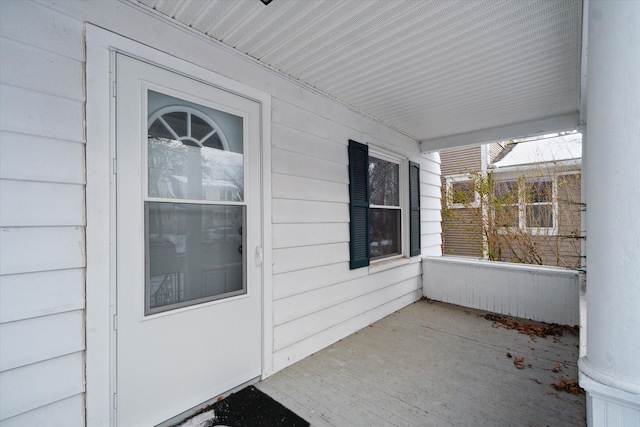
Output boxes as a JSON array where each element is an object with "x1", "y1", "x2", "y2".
[
  {"x1": 484, "y1": 314, "x2": 578, "y2": 339},
  {"x1": 553, "y1": 377, "x2": 585, "y2": 394},
  {"x1": 514, "y1": 357, "x2": 526, "y2": 369}
]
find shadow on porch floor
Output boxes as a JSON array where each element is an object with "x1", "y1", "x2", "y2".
[{"x1": 257, "y1": 300, "x2": 585, "y2": 426}]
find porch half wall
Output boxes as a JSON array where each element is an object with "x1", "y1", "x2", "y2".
[{"x1": 422, "y1": 256, "x2": 579, "y2": 326}]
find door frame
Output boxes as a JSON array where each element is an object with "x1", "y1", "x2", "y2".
[{"x1": 86, "y1": 24, "x2": 273, "y2": 426}]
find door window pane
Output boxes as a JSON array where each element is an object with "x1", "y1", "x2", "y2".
[
  {"x1": 147, "y1": 90, "x2": 244, "y2": 201},
  {"x1": 145, "y1": 202, "x2": 245, "y2": 315}
]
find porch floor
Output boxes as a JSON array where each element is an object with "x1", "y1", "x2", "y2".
[{"x1": 257, "y1": 300, "x2": 586, "y2": 426}]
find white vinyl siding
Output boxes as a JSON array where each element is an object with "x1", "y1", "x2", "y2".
[
  {"x1": 0, "y1": 2, "x2": 86, "y2": 424},
  {"x1": 0, "y1": 269, "x2": 85, "y2": 324},
  {"x1": 270, "y1": 97, "x2": 440, "y2": 371},
  {"x1": 0, "y1": 0, "x2": 443, "y2": 423},
  {"x1": 0, "y1": 353, "x2": 84, "y2": 422},
  {"x1": 420, "y1": 156, "x2": 443, "y2": 256},
  {"x1": 0, "y1": 395, "x2": 84, "y2": 427}
]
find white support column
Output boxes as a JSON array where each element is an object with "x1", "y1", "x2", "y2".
[{"x1": 579, "y1": 1, "x2": 640, "y2": 425}]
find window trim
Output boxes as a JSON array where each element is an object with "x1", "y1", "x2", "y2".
[
  {"x1": 523, "y1": 178, "x2": 556, "y2": 234},
  {"x1": 494, "y1": 179, "x2": 520, "y2": 231},
  {"x1": 494, "y1": 176, "x2": 558, "y2": 236},
  {"x1": 445, "y1": 174, "x2": 479, "y2": 209},
  {"x1": 368, "y1": 148, "x2": 405, "y2": 263}
]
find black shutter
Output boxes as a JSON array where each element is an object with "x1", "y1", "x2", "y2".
[
  {"x1": 348, "y1": 140, "x2": 370, "y2": 269},
  {"x1": 409, "y1": 161, "x2": 421, "y2": 257}
]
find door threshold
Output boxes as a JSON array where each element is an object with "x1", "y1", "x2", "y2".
[{"x1": 156, "y1": 376, "x2": 261, "y2": 427}]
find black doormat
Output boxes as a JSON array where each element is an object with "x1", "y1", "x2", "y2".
[{"x1": 202, "y1": 386, "x2": 309, "y2": 427}]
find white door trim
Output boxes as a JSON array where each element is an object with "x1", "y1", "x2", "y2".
[{"x1": 86, "y1": 24, "x2": 273, "y2": 426}]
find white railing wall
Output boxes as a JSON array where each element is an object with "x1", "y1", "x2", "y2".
[{"x1": 422, "y1": 256, "x2": 579, "y2": 325}]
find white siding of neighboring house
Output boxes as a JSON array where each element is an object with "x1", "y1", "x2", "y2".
[{"x1": 0, "y1": 0, "x2": 441, "y2": 424}]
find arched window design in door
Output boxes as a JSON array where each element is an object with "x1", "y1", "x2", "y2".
[
  {"x1": 147, "y1": 93, "x2": 244, "y2": 202},
  {"x1": 148, "y1": 105, "x2": 230, "y2": 150}
]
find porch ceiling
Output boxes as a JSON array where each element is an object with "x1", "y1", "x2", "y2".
[{"x1": 133, "y1": 0, "x2": 583, "y2": 148}]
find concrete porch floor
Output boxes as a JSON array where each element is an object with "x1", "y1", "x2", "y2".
[{"x1": 257, "y1": 300, "x2": 586, "y2": 426}]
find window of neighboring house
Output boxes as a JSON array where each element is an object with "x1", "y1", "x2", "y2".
[
  {"x1": 446, "y1": 175, "x2": 478, "y2": 208},
  {"x1": 348, "y1": 140, "x2": 421, "y2": 269},
  {"x1": 524, "y1": 179, "x2": 554, "y2": 229},
  {"x1": 494, "y1": 180, "x2": 519, "y2": 228},
  {"x1": 494, "y1": 178, "x2": 555, "y2": 233}
]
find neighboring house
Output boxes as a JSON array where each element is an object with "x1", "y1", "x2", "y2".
[
  {"x1": 0, "y1": 1, "x2": 638, "y2": 426},
  {"x1": 441, "y1": 134, "x2": 582, "y2": 268}
]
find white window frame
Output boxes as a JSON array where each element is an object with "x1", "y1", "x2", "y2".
[
  {"x1": 368, "y1": 147, "x2": 408, "y2": 265},
  {"x1": 494, "y1": 174, "x2": 558, "y2": 236},
  {"x1": 522, "y1": 178, "x2": 557, "y2": 235},
  {"x1": 494, "y1": 179, "x2": 521, "y2": 233},
  {"x1": 445, "y1": 174, "x2": 479, "y2": 209}
]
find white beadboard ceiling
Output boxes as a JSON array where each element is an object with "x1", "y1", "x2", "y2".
[{"x1": 133, "y1": 0, "x2": 583, "y2": 146}]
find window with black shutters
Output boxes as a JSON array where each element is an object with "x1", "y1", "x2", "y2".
[{"x1": 348, "y1": 140, "x2": 420, "y2": 269}]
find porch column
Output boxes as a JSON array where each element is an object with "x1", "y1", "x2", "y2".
[{"x1": 579, "y1": 1, "x2": 640, "y2": 425}]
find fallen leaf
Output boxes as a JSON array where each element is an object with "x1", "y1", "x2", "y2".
[
  {"x1": 514, "y1": 357, "x2": 526, "y2": 369},
  {"x1": 552, "y1": 377, "x2": 585, "y2": 394}
]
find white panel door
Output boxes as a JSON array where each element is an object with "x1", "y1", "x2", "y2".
[{"x1": 115, "y1": 54, "x2": 262, "y2": 426}]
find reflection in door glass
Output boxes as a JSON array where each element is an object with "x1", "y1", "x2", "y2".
[
  {"x1": 147, "y1": 90, "x2": 244, "y2": 202},
  {"x1": 145, "y1": 202, "x2": 246, "y2": 315}
]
